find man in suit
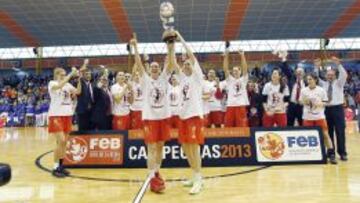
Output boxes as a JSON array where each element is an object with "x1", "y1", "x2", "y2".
[
  {"x1": 318, "y1": 56, "x2": 348, "y2": 161},
  {"x1": 91, "y1": 74, "x2": 112, "y2": 130},
  {"x1": 76, "y1": 65, "x2": 95, "y2": 131},
  {"x1": 279, "y1": 57, "x2": 305, "y2": 126}
]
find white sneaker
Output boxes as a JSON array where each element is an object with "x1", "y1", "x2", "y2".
[
  {"x1": 182, "y1": 179, "x2": 193, "y2": 187},
  {"x1": 189, "y1": 179, "x2": 203, "y2": 195}
]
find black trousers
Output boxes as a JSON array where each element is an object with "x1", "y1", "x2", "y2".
[
  {"x1": 93, "y1": 115, "x2": 112, "y2": 130},
  {"x1": 325, "y1": 105, "x2": 347, "y2": 156},
  {"x1": 287, "y1": 102, "x2": 303, "y2": 126},
  {"x1": 77, "y1": 111, "x2": 94, "y2": 131}
]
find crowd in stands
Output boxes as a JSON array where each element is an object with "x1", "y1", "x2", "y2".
[{"x1": 0, "y1": 74, "x2": 50, "y2": 127}]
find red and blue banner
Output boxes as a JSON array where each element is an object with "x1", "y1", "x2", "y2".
[{"x1": 63, "y1": 127, "x2": 327, "y2": 168}]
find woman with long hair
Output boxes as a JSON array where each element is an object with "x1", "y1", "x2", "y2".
[{"x1": 262, "y1": 68, "x2": 290, "y2": 127}]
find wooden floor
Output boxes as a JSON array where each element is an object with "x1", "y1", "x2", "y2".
[{"x1": 0, "y1": 127, "x2": 359, "y2": 203}]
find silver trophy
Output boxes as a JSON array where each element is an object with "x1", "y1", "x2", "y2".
[{"x1": 160, "y1": 2, "x2": 176, "y2": 43}]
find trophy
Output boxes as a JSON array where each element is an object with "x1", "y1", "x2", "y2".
[{"x1": 160, "y1": 2, "x2": 176, "y2": 43}]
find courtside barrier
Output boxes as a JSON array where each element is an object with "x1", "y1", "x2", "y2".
[{"x1": 63, "y1": 127, "x2": 327, "y2": 168}]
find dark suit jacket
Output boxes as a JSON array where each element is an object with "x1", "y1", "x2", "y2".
[
  {"x1": 279, "y1": 61, "x2": 306, "y2": 98},
  {"x1": 91, "y1": 86, "x2": 112, "y2": 130},
  {"x1": 76, "y1": 79, "x2": 94, "y2": 114},
  {"x1": 279, "y1": 61, "x2": 296, "y2": 90}
]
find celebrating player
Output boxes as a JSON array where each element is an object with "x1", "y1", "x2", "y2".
[
  {"x1": 130, "y1": 68, "x2": 144, "y2": 129},
  {"x1": 206, "y1": 70, "x2": 223, "y2": 128},
  {"x1": 262, "y1": 69, "x2": 290, "y2": 127},
  {"x1": 130, "y1": 35, "x2": 172, "y2": 193},
  {"x1": 111, "y1": 71, "x2": 133, "y2": 130},
  {"x1": 300, "y1": 73, "x2": 337, "y2": 164},
  {"x1": 222, "y1": 47, "x2": 249, "y2": 127},
  {"x1": 170, "y1": 30, "x2": 205, "y2": 195},
  {"x1": 168, "y1": 75, "x2": 181, "y2": 128},
  {"x1": 48, "y1": 67, "x2": 81, "y2": 177}
]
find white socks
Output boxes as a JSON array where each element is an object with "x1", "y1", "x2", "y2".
[
  {"x1": 154, "y1": 164, "x2": 160, "y2": 172},
  {"x1": 193, "y1": 172, "x2": 202, "y2": 181},
  {"x1": 53, "y1": 162, "x2": 59, "y2": 170}
]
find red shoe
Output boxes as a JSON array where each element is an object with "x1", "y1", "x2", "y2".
[
  {"x1": 150, "y1": 173, "x2": 165, "y2": 193},
  {"x1": 155, "y1": 172, "x2": 165, "y2": 185}
]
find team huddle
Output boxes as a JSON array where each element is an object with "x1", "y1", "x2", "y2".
[{"x1": 46, "y1": 30, "x2": 348, "y2": 195}]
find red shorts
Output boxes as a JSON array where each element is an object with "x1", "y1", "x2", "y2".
[
  {"x1": 179, "y1": 116, "x2": 205, "y2": 145},
  {"x1": 169, "y1": 115, "x2": 181, "y2": 129},
  {"x1": 48, "y1": 116, "x2": 72, "y2": 134},
  {"x1": 262, "y1": 113, "x2": 287, "y2": 127},
  {"x1": 143, "y1": 119, "x2": 171, "y2": 144},
  {"x1": 208, "y1": 111, "x2": 224, "y2": 126},
  {"x1": 303, "y1": 119, "x2": 328, "y2": 132},
  {"x1": 202, "y1": 114, "x2": 209, "y2": 127},
  {"x1": 130, "y1": 111, "x2": 143, "y2": 129},
  {"x1": 112, "y1": 115, "x2": 131, "y2": 130},
  {"x1": 224, "y1": 106, "x2": 248, "y2": 127}
]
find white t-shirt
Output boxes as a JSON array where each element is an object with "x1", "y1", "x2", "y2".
[
  {"x1": 207, "y1": 80, "x2": 222, "y2": 111},
  {"x1": 202, "y1": 80, "x2": 212, "y2": 115},
  {"x1": 262, "y1": 82, "x2": 290, "y2": 113},
  {"x1": 141, "y1": 70, "x2": 171, "y2": 120},
  {"x1": 178, "y1": 61, "x2": 204, "y2": 120},
  {"x1": 221, "y1": 75, "x2": 249, "y2": 107},
  {"x1": 111, "y1": 83, "x2": 131, "y2": 116},
  {"x1": 130, "y1": 82, "x2": 143, "y2": 111},
  {"x1": 48, "y1": 81, "x2": 76, "y2": 116},
  {"x1": 300, "y1": 86, "x2": 328, "y2": 120},
  {"x1": 168, "y1": 85, "x2": 181, "y2": 116}
]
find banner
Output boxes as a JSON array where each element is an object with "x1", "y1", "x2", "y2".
[
  {"x1": 63, "y1": 127, "x2": 327, "y2": 168},
  {"x1": 254, "y1": 128, "x2": 325, "y2": 163},
  {"x1": 64, "y1": 134, "x2": 124, "y2": 166}
]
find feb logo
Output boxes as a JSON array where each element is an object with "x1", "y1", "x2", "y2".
[
  {"x1": 65, "y1": 137, "x2": 89, "y2": 163},
  {"x1": 257, "y1": 133, "x2": 285, "y2": 160}
]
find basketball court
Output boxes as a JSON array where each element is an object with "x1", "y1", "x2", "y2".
[{"x1": 0, "y1": 127, "x2": 359, "y2": 202}]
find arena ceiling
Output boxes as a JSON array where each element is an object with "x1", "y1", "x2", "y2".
[{"x1": 0, "y1": 0, "x2": 359, "y2": 49}]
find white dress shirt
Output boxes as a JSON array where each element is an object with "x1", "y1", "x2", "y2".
[
  {"x1": 290, "y1": 79, "x2": 305, "y2": 104},
  {"x1": 319, "y1": 64, "x2": 347, "y2": 106}
]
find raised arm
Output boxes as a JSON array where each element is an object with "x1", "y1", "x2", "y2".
[
  {"x1": 79, "y1": 58, "x2": 89, "y2": 72},
  {"x1": 167, "y1": 42, "x2": 181, "y2": 75},
  {"x1": 175, "y1": 30, "x2": 204, "y2": 79},
  {"x1": 239, "y1": 51, "x2": 248, "y2": 76},
  {"x1": 332, "y1": 56, "x2": 347, "y2": 87},
  {"x1": 130, "y1": 35, "x2": 146, "y2": 77},
  {"x1": 175, "y1": 31, "x2": 196, "y2": 65},
  {"x1": 75, "y1": 59, "x2": 89, "y2": 95},
  {"x1": 223, "y1": 50, "x2": 230, "y2": 79},
  {"x1": 73, "y1": 67, "x2": 83, "y2": 95},
  {"x1": 51, "y1": 67, "x2": 78, "y2": 91},
  {"x1": 279, "y1": 60, "x2": 292, "y2": 83},
  {"x1": 131, "y1": 63, "x2": 138, "y2": 76}
]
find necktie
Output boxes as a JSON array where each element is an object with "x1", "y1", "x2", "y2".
[
  {"x1": 328, "y1": 82, "x2": 333, "y2": 103},
  {"x1": 88, "y1": 83, "x2": 94, "y2": 102},
  {"x1": 295, "y1": 80, "x2": 301, "y2": 102}
]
